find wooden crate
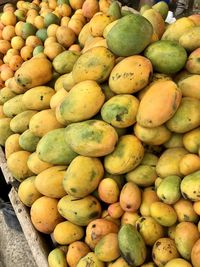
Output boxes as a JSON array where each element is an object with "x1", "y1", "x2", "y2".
[{"x1": 0, "y1": 147, "x2": 50, "y2": 267}]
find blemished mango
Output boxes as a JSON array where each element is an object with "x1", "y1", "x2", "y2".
[
  {"x1": 181, "y1": 170, "x2": 200, "y2": 201},
  {"x1": 179, "y1": 26, "x2": 200, "y2": 51},
  {"x1": 174, "y1": 198, "x2": 199, "y2": 223},
  {"x1": 76, "y1": 252, "x2": 105, "y2": 267},
  {"x1": 10, "y1": 110, "x2": 37, "y2": 133},
  {"x1": 120, "y1": 182, "x2": 141, "y2": 212},
  {"x1": 66, "y1": 241, "x2": 90, "y2": 267},
  {"x1": 0, "y1": 86, "x2": 16, "y2": 104},
  {"x1": 121, "y1": 211, "x2": 140, "y2": 226},
  {"x1": 3, "y1": 94, "x2": 27, "y2": 118},
  {"x1": 136, "y1": 80, "x2": 182, "y2": 128}
]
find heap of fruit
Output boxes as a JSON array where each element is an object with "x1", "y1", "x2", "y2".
[{"x1": 0, "y1": 0, "x2": 200, "y2": 266}]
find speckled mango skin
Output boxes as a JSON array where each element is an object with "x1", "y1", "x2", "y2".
[
  {"x1": 181, "y1": 170, "x2": 200, "y2": 201},
  {"x1": 76, "y1": 252, "x2": 105, "y2": 267}
]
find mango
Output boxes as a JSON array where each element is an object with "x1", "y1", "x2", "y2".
[
  {"x1": 101, "y1": 94, "x2": 139, "y2": 128},
  {"x1": 62, "y1": 72, "x2": 75, "y2": 92},
  {"x1": 140, "y1": 187, "x2": 160, "y2": 216},
  {"x1": 165, "y1": 258, "x2": 192, "y2": 267},
  {"x1": 141, "y1": 263, "x2": 157, "y2": 267},
  {"x1": 144, "y1": 40, "x2": 187, "y2": 74},
  {"x1": 85, "y1": 218, "x2": 119, "y2": 249},
  {"x1": 31, "y1": 196, "x2": 63, "y2": 234},
  {"x1": 36, "y1": 128, "x2": 77, "y2": 165},
  {"x1": 78, "y1": 23, "x2": 92, "y2": 47},
  {"x1": 191, "y1": 239, "x2": 200, "y2": 267},
  {"x1": 0, "y1": 86, "x2": 16, "y2": 104},
  {"x1": 108, "y1": 202, "x2": 124, "y2": 219},
  {"x1": 152, "y1": 238, "x2": 179, "y2": 266},
  {"x1": 58, "y1": 195, "x2": 101, "y2": 226},
  {"x1": 89, "y1": 13, "x2": 114, "y2": 37},
  {"x1": 181, "y1": 170, "x2": 200, "y2": 201},
  {"x1": 166, "y1": 97, "x2": 200, "y2": 133},
  {"x1": 7, "y1": 151, "x2": 33, "y2": 182},
  {"x1": 108, "y1": 257, "x2": 131, "y2": 267},
  {"x1": 183, "y1": 127, "x2": 200, "y2": 153},
  {"x1": 0, "y1": 118, "x2": 14, "y2": 146},
  {"x1": 174, "y1": 198, "x2": 199, "y2": 223},
  {"x1": 179, "y1": 26, "x2": 200, "y2": 51},
  {"x1": 104, "y1": 135, "x2": 144, "y2": 174},
  {"x1": 18, "y1": 176, "x2": 42, "y2": 207},
  {"x1": 48, "y1": 248, "x2": 67, "y2": 267},
  {"x1": 27, "y1": 152, "x2": 53, "y2": 175},
  {"x1": 35, "y1": 166, "x2": 66, "y2": 198},
  {"x1": 14, "y1": 57, "x2": 52, "y2": 89},
  {"x1": 156, "y1": 148, "x2": 188, "y2": 178},
  {"x1": 179, "y1": 154, "x2": 200, "y2": 175},
  {"x1": 53, "y1": 50, "x2": 80, "y2": 74},
  {"x1": 161, "y1": 17, "x2": 195, "y2": 42},
  {"x1": 177, "y1": 74, "x2": 200, "y2": 100},
  {"x1": 136, "y1": 80, "x2": 182, "y2": 128},
  {"x1": 19, "y1": 129, "x2": 40, "y2": 152},
  {"x1": 141, "y1": 153, "x2": 158, "y2": 166},
  {"x1": 29, "y1": 109, "x2": 63, "y2": 137},
  {"x1": 106, "y1": 14, "x2": 153, "y2": 56},
  {"x1": 5, "y1": 133, "x2": 22, "y2": 159},
  {"x1": 150, "y1": 202, "x2": 177, "y2": 227},
  {"x1": 136, "y1": 216, "x2": 164, "y2": 246},
  {"x1": 164, "y1": 133, "x2": 184, "y2": 148},
  {"x1": 64, "y1": 120, "x2": 118, "y2": 157},
  {"x1": 10, "y1": 110, "x2": 37, "y2": 133},
  {"x1": 186, "y1": 48, "x2": 200, "y2": 74},
  {"x1": 175, "y1": 222, "x2": 200, "y2": 260},
  {"x1": 63, "y1": 156, "x2": 104, "y2": 198},
  {"x1": 118, "y1": 224, "x2": 147, "y2": 266},
  {"x1": 108, "y1": 55, "x2": 152, "y2": 94},
  {"x1": 59, "y1": 80, "x2": 105, "y2": 123},
  {"x1": 95, "y1": 233, "x2": 120, "y2": 262},
  {"x1": 121, "y1": 211, "x2": 140, "y2": 226},
  {"x1": 82, "y1": 0, "x2": 99, "y2": 19},
  {"x1": 22, "y1": 86, "x2": 55, "y2": 110},
  {"x1": 152, "y1": 1, "x2": 169, "y2": 19},
  {"x1": 157, "y1": 175, "x2": 181, "y2": 204},
  {"x1": 98, "y1": 178, "x2": 120, "y2": 204},
  {"x1": 76, "y1": 252, "x2": 105, "y2": 267},
  {"x1": 66, "y1": 241, "x2": 90, "y2": 267},
  {"x1": 3, "y1": 94, "x2": 27, "y2": 118}
]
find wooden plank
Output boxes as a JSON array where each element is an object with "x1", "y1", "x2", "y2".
[
  {"x1": 0, "y1": 146, "x2": 15, "y2": 184},
  {"x1": 9, "y1": 187, "x2": 50, "y2": 267}
]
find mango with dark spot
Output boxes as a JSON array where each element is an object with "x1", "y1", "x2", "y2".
[
  {"x1": 118, "y1": 224, "x2": 147, "y2": 266},
  {"x1": 181, "y1": 170, "x2": 200, "y2": 201},
  {"x1": 63, "y1": 155, "x2": 104, "y2": 198},
  {"x1": 3, "y1": 94, "x2": 27, "y2": 118},
  {"x1": 174, "y1": 198, "x2": 199, "y2": 223},
  {"x1": 10, "y1": 110, "x2": 37, "y2": 134},
  {"x1": 76, "y1": 252, "x2": 105, "y2": 267},
  {"x1": 58, "y1": 195, "x2": 101, "y2": 226}
]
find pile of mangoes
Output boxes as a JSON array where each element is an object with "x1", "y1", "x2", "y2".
[{"x1": 0, "y1": 0, "x2": 200, "y2": 266}]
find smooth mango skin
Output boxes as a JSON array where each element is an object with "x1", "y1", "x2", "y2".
[
  {"x1": 136, "y1": 80, "x2": 182, "y2": 128},
  {"x1": 48, "y1": 248, "x2": 67, "y2": 267},
  {"x1": 126, "y1": 165, "x2": 157, "y2": 187},
  {"x1": 7, "y1": 151, "x2": 34, "y2": 182},
  {"x1": 0, "y1": 105, "x2": 6, "y2": 119},
  {"x1": 78, "y1": 23, "x2": 92, "y2": 47},
  {"x1": 108, "y1": 202, "x2": 124, "y2": 219},
  {"x1": 161, "y1": 17, "x2": 195, "y2": 42},
  {"x1": 164, "y1": 133, "x2": 184, "y2": 148},
  {"x1": 59, "y1": 80, "x2": 105, "y2": 123},
  {"x1": 89, "y1": 13, "x2": 115, "y2": 37},
  {"x1": 152, "y1": 1, "x2": 169, "y2": 19},
  {"x1": 179, "y1": 26, "x2": 200, "y2": 51},
  {"x1": 5, "y1": 134, "x2": 22, "y2": 159},
  {"x1": 101, "y1": 94, "x2": 139, "y2": 128},
  {"x1": 156, "y1": 148, "x2": 188, "y2": 178},
  {"x1": 0, "y1": 118, "x2": 14, "y2": 146},
  {"x1": 15, "y1": 57, "x2": 53, "y2": 89},
  {"x1": 72, "y1": 46, "x2": 115, "y2": 83},
  {"x1": 118, "y1": 224, "x2": 147, "y2": 266},
  {"x1": 63, "y1": 156, "x2": 104, "y2": 198},
  {"x1": 106, "y1": 14, "x2": 153, "y2": 57},
  {"x1": 53, "y1": 50, "x2": 81, "y2": 74},
  {"x1": 76, "y1": 252, "x2": 105, "y2": 267},
  {"x1": 29, "y1": 109, "x2": 64, "y2": 137},
  {"x1": 50, "y1": 88, "x2": 68, "y2": 109},
  {"x1": 181, "y1": 170, "x2": 200, "y2": 201},
  {"x1": 150, "y1": 202, "x2": 177, "y2": 227},
  {"x1": 3, "y1": 94, "x2": 27, "y2": 118},
  {"x1": 27, "y1": 152, "x2": 53, "y2": 175},
  {"x1": 141, "y1": 153, "x2": 158, "y2": 166},
  {"x1": 157, "y1": 175, "x2": 181, "y2": 204},
  {"x1": 0, "y1": 87, "x2": 17, "y2": 104},
  {"x1": 144, "y1": 40, "x2": 187, "y2": 74},
  {"x1": 108, "y1": 257, "x2": 131, "y2": 267},
  {"x1": 134, "y1": 123, "x2": 171, "y2": 146},
  {"x1": 166, "y1": 97, "x2": 200, "y2": 133},
  {"x1": 179, "y1": 153, "x2": 200, "y2": 176},
  {"x1": 35, "y1": 166, "x2": 67, "y2": 198},
  {"x1": 10, "y1": 110, "x2": 37, "y2": 133},
  {"x1": 67, "y1": 241, "x2": 91, "y2": 267},
  {"x1": 95, "y1": 233, "x2": 120, "y2": 262},
  {"x1": 174, "y1": 198, "x2": 199, "y2": 223},
  {"x1": 164, "y1": 258, "x2": 192, "y2": 267},
  {"x1": 18, "y1": 176, "x2": 42, "y2": 207},
  {"x1": 135, "y1": 216, "x2": 164, "y2": 246},
  {"x1": 186, "y1": 48, "x2": 200, "y2": 74},
  {"x1": 22, "y1": 86, "x2": 55, "y2": 111},
  {"x1": 104, "y1": 135, "x2": 144, "y2": 175},
  {"x1": 177, "y1": 74, "x2": 200, "y2": 100},
  {"x1": 36, "y1": 128, "x2": 77, "y2": 165},
  {"x1": 19, "y1": 129, "x2": 40, "y2": 152},
  {"x1": 53, "y1": 221, "x2": 84, "y2": 245},
  {"x1": 152, "y1": 238, "x2": 179, "y2": 267},
  {"x1": 140, "y1": 187, "x2": 160, "y2": 217},
  {"x1": 64, "y1": 120, "x2": 118, "y2": 157},
  {"x1": 191, "y1": 239, "x2": 200, "y2": 267},
  {"x1": 120, "y1": 182, "x2": 141, "y2": 212},
  {"x1": 62, "y1": 72, "x2": 76, "y2": 92},
  {"x1": 121, "y1": 211, "x2": 140, "y2": 227},
  {"x1": 175, "y1": 222, "x2": 200, "y2": 260},
  {"x1": 85, "y1": 218, "x2": 119, "y2": 249},
  {"x1": 141, "y1": 262, "x2": 157, "y2": 267},
  {"x1": 183, "y1": 127, "x2": 200, "y2": 153},
  {"x1": 58, "y1": 195, "x2": 101, "y2": 226},
  {"x1": 108, "y1": 55, "x2": 152, "y2": 94}
]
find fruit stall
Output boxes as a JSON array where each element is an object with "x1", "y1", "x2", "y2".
[{"x1": 0, "y1": 0, "x2": 200, "y2": 267}]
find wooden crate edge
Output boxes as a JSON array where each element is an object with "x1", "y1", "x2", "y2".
[
  {"x1": 9, "y1": 187, "x2": 49, "y2": 267},
  {"x1": 0, "y1": 146, "x2": 15, "y2": 184}
]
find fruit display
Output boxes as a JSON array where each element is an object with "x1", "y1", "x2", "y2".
[{"x1": 0, "y1": 0, "x2": 200, "y2": 266}]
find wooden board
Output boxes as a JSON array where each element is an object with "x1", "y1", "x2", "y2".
[
  {"x1": 0, "y1": 146, "x2": 15, "y2": 185},
  {"x1": 9, "y1": 187, "x2": 50, "y2": 267}
]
